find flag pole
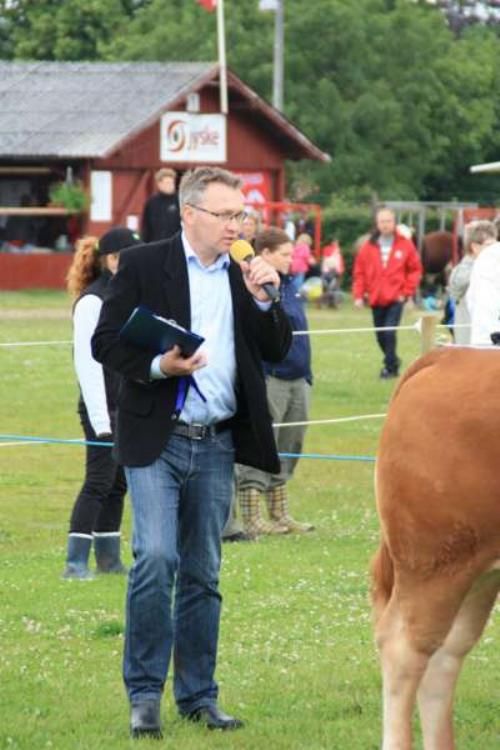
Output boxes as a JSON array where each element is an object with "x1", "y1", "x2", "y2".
[
  {"x1": 273, "y1": 0, "x2": 284, "y2": 111},
  {"x1": 216, "y1": 0, "x2": 228, "y2": 114}
]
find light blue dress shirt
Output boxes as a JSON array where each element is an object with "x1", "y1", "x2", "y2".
[
  {"x1": 150, "y1": 232, "x2": 271, "y2": 424},
  {"x1": 178, "y1": 233, "x2": 236, "y2": 424}
]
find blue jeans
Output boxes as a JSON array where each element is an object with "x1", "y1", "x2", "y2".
[
  {"x1": 371, "y1": 301, "x2": 403, "y2": 373},
  {"x1": 123, "y1": 431, "x2": 234, "y2": 714}
]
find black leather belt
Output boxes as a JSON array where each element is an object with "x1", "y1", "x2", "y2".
[{"x1": 171, "y1": 420, "x2": 232, "y2": 440}]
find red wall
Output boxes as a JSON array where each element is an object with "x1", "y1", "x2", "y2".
[{"x1": 0, "y1": 253, "x2": 72, "y2": 290}]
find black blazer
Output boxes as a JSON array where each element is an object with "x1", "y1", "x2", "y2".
[{"x1": 91, "y1": 233, "x2": 292, "y2": 471}]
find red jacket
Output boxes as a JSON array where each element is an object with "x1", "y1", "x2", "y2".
[{"x1": 352, "y1": 233, "x2": 422, "y2": 307}]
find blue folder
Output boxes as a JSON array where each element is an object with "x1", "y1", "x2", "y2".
[{"x1": 119, "y1": 306, "x2": 204, "y2": 357}]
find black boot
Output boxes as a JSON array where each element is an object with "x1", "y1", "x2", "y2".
[
  {"x1": 62, "y1": 534, "x2": 94, "y2": 580},
  {"x1": 93, "y1": 533, "x2": 127, "y2": 574}
]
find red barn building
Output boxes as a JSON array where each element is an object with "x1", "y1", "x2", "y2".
[{"x1": 0, "y1": 61, "x2": 329, "y2": 289}]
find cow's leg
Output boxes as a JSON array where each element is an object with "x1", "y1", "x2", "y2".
[
  {"x1": 376, "y1": 571, "x2": 475, "y2": 750},
  {"x1": 417, "y1": 569, "x2": 500, "y2": 750},
  {"x1": 376, "y1": 595, "x2": 430, "y2": 750}
]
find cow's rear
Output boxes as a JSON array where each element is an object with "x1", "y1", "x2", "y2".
[{"x1": 373, "y1": 348, "x2": 500, "y2": 750}]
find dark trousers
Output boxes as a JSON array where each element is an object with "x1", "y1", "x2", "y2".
[
  {"x1": 371, "y1": 301, "x2": 403, "y2": 373},
  {"x1": 69, "y1": 410, "x2": 127, "y2": 535}
]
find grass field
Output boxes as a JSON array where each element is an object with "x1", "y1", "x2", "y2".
[{"x1": 1, "y1": 291, "x2": 499, "y2": 750}]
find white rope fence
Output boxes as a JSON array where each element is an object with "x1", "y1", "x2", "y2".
[
  {"x1": 0, "y1": 339, "x2": 72, "y2": 347},
  {"x1": 293, "y1": 321, "x2": 471, "y2": 336},
  {"x1": 0, "y1": 318, "x2": 472, "y2": 348},
  {"x1": 273, "y1": 413, "x2": 386, "y2": 427},
  {"x1": 2, "y1": 315, "x2": 496, "y2": 455},
  {"x1": 0, "y1": 412, "x2": 389, "y2": 448}
]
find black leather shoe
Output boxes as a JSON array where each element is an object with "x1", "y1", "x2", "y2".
[
  {"x1": 187, "y1": 704, "x2": 244, "y2": 731},
  {"x1": 130, "y1": 700, "x2": 162, "y2": 739}
]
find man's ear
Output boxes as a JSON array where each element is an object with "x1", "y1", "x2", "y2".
[{"x1": 181, "y1": 205, "x2": 193, "y2": 227}]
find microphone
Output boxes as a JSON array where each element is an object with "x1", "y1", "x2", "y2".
[{"x1": 229, "y1": 239, "x2": 280, "y2": 302}]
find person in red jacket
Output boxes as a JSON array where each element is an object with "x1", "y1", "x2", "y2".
[{"x1": 353, "y1": 208, "x2": 422, "y2": 378}]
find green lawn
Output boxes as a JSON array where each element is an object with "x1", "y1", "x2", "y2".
[{"x1": 0, "y1": 291, "x2": 498, "y2": 750}]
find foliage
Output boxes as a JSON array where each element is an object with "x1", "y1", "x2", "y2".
[
  {"x1": 0, "y1": 0, "x2": 144, "y2": 60},
  {"x1": 49, "y1": 181, "x2": 89, "y2": 213},
  {"x1": 1, "y1": 0, "x2": 500, "y2": 205},
  {"x1": 321, "y1": 195, "x2": 375, "y2": 287},
  {"x1": 1, "y1": 292, "x2": 500, "y2": 749}
]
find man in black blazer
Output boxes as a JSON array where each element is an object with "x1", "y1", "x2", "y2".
[{"x1": 92, "y1": 166, "x2": 291, "y2": 739}]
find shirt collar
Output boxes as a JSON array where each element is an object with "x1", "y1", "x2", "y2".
[{"x1": 181, "y1": 230, "x2": 230, "y2": 271}]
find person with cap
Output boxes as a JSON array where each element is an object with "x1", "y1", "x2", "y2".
[{"x1": 62, "y1": 227, "x2": 141, "y2": 579}]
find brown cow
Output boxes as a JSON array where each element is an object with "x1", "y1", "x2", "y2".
[
  {"x1": 421, "y1": 230, "x2": 457, "y2": 274},
  {"x1": 372, "y1": 347, "x2": 500, "y2": 750}
]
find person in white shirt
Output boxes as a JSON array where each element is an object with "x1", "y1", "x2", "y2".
[
  {"x1": 449, "y1": 221, "x2": 496, "y2": 345},
  {"x1": 63, "y1": 227, "x2": 140, "y2": 579},
  {"x1": 465, "y1": 220, "x2": 499, "y2": 346}
]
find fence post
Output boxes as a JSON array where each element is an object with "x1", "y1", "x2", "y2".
[{"x1": 420, "y1": 313, "x2": 438, "y2": 354}]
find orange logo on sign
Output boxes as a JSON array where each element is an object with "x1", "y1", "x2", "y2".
[
  {"x1": 165, "y1": 119, "x2": 220, "y2": 153},
  {"x1": 166, "y1": 120, "x2": 186, "y2": 152}
]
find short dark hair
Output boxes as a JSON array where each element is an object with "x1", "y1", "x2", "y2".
[{"x1": 254, "y1": 227, "x2": 291, "y2": 254}]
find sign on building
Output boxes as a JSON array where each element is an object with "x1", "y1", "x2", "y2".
[{"x1": 160, "y1": 113, "x2": 227, "y2": 163}]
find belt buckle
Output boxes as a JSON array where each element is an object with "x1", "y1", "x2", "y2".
[{"x1": 189, "y1": 423, "x2": 206, "y2": 440}]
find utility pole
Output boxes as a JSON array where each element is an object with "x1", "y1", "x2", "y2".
[{"x1": 273, "y1": 0, "x2": 284, "y2": 111}]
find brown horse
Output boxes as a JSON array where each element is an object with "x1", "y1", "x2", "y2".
[
  {"x1": 372, "y1": 347, "x2": 500, "y2": 749},
  {"x1": 420, "y1": 230, "x2": 462, "y2": 274}
]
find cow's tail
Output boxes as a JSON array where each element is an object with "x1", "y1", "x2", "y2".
[{"x1": 370, "y1": 540, "x2": 394, "y2": 624}]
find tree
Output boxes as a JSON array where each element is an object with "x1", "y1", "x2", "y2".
[{"x1": 0, "y1": 0, "x2": 135, "y2": 60}]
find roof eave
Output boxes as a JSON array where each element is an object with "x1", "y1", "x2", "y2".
[{"x1": 225, "y1": 70, "x2": 330, "y2": 163}]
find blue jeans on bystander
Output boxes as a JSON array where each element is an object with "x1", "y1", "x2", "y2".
[{"x1": 371, "y1": 301, "x2": 403, "y2": 374}]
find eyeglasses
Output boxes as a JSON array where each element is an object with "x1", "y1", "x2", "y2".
[{"x1": 187, "y1": 204, "x2": 247, "y2": 224}]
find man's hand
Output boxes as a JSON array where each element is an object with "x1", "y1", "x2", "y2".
[
  {"x1": 354, "y1": 298, "x2": 364, "y2": 309},
  {"x1": 240, "y1": 256, "x2": 280, "y2": 302},
  {"x1": 159, "y1": 346, "x2": 207, "y2": 377}
]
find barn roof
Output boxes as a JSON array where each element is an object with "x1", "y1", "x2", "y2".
[{"x1": 0, "y1": 61, "x2": 329, "y2": 162}]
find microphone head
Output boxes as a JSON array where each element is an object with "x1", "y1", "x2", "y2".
[{"x1": 230, "y1": 239, "x2": 255, "y2": 263}]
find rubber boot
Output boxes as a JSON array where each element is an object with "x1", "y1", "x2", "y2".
[
  {"x1": 94, "y1": 533, "x2": 128, "y2": 574},
  {"x1": 62, "y1": 534, "x2": 94, "y2": 579},
  {"x1": 238, "y1": 488, "x2": 288, "y2": 538},
  {"x1": 266, "y1": 485, "x2": 315, "y2": 534}
]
